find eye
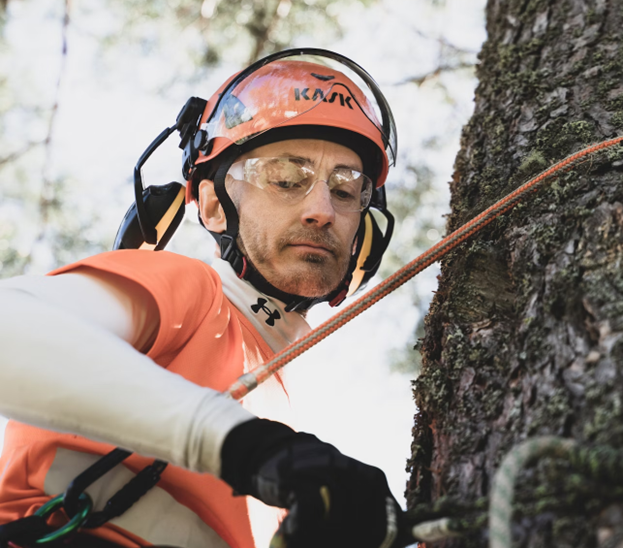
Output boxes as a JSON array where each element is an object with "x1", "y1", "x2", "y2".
[
  {"x1": 261, "y1": 159, "x2": 309, "y2": 192},
  {"x1": 271, "y1": 180, "x2": 303, "y2": 190},
  {"x1": 331, "y1": 186, "x2": 357, "y2": 202}
]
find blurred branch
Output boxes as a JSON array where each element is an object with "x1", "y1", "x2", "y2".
[
  {"x1": 395, "y1": 60, "x2": 475, "y2": 86},
  {"x1": 409, "y1": 25, "x2": 479, "y2": 57},
  {"x1": 0, "y1": 0, "x2": 7, "y2": 34},
  {"x1": 23, "y1": 0, "x2": 71, "y2": 270},
  {"x1": 0, "y1": 141, "x2": 42, "y2": 167},
  {"x1": 247, "y1": 0, "x2": 291, "y2": 64},
  {"x1": 39, "y1": 0, "x2": 70, "y2": 223},
  {"x1": 384, "y1": 5, "x2": 478, "y2": 88}
]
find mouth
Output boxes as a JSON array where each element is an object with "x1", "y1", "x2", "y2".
[{"x1": 288, "y1": 241, "x2": 336, "y2": 257}]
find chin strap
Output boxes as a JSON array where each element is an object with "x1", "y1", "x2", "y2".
[{"x1": 207, "y1": 151, "x2": 356, "y2": 312}]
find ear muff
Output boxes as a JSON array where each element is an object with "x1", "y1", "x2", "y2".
[
  {"x1": 346, "y1": 204, "x2": 395, "y2": 297},
  {"x1": 114, "y1": 182, "x2": 186, "y2": 251},
  {"x1": 348, "y1": 213, "x2": 374, "y2": 297}
]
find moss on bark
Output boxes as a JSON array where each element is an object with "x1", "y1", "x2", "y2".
[{"x1": 408, "y1": 0, "x2": 623, "y2": 546}]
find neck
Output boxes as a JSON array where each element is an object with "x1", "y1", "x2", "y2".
[{"x1": 210, "y1": 258, "x2": 311, "y2": 352}]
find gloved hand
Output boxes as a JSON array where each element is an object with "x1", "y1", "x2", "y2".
[{"x1": 220, "y1": 418, "x2": 409, "y2": 548}]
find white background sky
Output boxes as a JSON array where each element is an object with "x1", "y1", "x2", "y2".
[{"x1": 0, "y1": 0, "x2": 487, "y2": 541}]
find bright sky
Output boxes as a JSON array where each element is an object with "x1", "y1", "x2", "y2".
[{"x1": 0, "y1": 0, "x2": 486, "y2": 543}]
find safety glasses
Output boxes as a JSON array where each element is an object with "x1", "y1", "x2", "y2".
[{"x1": 227, "y1": 157, "x2": 374, "y2": 213}]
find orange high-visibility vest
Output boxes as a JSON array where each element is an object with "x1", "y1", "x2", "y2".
[{"x1": 0, "y1": 250, "x2": 284, "y2": 548}]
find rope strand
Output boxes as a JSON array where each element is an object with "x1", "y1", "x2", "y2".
[
  {"x1": 226, "y1": 135, "x2": 623, "y2": 400},
  {"x1": 489, "y1": 437, "x2": 577, "y2": 548},
  {"x1": 226, "y1": 136, "x2": 623, "y2": 400},
  {"x1": 405, "y1": 437, "x2": 623, "y2": 547}
]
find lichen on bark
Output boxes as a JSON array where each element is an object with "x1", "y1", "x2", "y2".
[{"x1": 407, "y1": 0, "x2": 623, "y2": 546}]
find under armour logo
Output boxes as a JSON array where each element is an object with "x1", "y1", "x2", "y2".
[{"x1": 251, "y1": 298, "x2": 281, "y2": 326}]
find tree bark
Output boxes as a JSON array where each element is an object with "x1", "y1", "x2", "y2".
[{"x1": 408, "y1": 0, "x2": 623, "y2": 546}]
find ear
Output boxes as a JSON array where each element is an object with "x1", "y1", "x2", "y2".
[{"x1": 198, "y1": 179, "x2": 227, "y2": 233}]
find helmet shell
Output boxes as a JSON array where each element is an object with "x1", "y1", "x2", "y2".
[{"x1": 186, "y1": 59, "x2": 392, "y2": 203}]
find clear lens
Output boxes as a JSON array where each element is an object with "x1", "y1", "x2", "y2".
[{"x1": 227, "y1": 157, "x2": 373, "y2": 212}]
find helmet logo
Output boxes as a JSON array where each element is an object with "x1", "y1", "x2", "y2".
[
  {"x1": 251, "y1": 298, "x2": 282, "y2": 326},
  {"x1": 294, "y1": 88, "x2": 354, "y2": 110},
  {"x1": 311, "y1": 72, "x2": 335, "y2": 81}
]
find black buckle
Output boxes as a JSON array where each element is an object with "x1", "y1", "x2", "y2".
[
  {"x1": 218, "y1": 235, "x2": 245, "y2": 276},
  {"x1": 0, "y1": 515, "x2": 50, "y2": 546},
  {"x1": 176, "y1": 97, "x2": 208, "y2": 149},
  {"x1": 219, "y1": 234, "x2": 236, "y2": 262}
]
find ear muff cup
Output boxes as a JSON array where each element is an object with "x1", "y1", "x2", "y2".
[
  {"x1": 348, "y1": 214, "x2": 374, "y2": 296},
  {"x1": 347, "y1": 207, "x2": 394, "y2": 296},
  {"x1": 114, "y1": 183, "x2": 186, "y2": 251}
]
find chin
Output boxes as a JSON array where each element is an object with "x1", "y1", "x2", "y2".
[
  {"x1": 274, "y1": 278, "x2": 338, "y2": 298},
  {"x1": 287, "y1": 284, "x2": 336, "y2": 298},
  {"x1": 270, "y1": 263, "x2": 344, "y2": 298}
]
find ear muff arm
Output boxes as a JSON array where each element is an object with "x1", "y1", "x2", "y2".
[
  {"x1": 134, "y1": 126, "x2": 177, "y2": 245},
  {"x1": 132, "y1": 97, "x2": 208, "y2": 245}
]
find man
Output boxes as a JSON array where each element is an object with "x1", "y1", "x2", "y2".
[{"x1": 0, "y1": 49, "x2": 406, "y2": 548}]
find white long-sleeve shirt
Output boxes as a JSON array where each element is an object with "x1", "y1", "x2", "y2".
[{"x1": 0, "y1": 257, "x2": 309, "y2": 477}]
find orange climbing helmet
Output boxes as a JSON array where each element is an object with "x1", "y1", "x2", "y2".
[
  {"x1": 115, "y1": 48, "x2": 397, "y2": 311},
  {"x1": 183, "y1": 50, "x2": 397, "y2": 204}
]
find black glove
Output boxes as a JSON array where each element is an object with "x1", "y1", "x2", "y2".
[{"x1": 220, "y1": 418, "x2": 409, "y2": 548}]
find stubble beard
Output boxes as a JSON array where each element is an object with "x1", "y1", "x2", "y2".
[{"x1": 237, "y1": 223, "x2": 352, "y2": 297}]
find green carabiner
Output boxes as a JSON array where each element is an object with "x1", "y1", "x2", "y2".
[{"x1": 34, "y1": 492, "x2": 93, "y2": 544}]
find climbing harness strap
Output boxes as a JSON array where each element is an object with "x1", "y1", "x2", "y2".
[
  {"x1": 0, "y1": 449, "x2": 167, "y2": 546},
  {"x1": 226, "y1": 135, "x2": 623, "y2": 400},
  {"x1": 62, "y1": 449, "x2": 168, "y2": 529},
  {"x1": 0, "y1": 515, "x2": 51, "y2": 547},
  {"x1": 63, "y1": 448, "x2": 131, "y2": 517}
]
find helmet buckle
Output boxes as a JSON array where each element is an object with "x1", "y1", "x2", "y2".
[
  {"x1": 328, "y1": 287, "x2": 348, "y2": 307},
  {"x1": 219, "y1": 234, "x2": 235, "y2": 261}
]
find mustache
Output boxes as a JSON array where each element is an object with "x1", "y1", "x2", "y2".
[{"x1": 278, "y1": 230, "x2": 342, "y2": 256}]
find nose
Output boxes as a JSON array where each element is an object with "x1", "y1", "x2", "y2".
[{"x1": 299, "y1": 181, "x2": 336, "y2": 228}]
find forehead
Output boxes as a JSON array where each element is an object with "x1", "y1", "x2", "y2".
[{"x1": 237, "y1": 139, "x2": 363, "y2": 170}]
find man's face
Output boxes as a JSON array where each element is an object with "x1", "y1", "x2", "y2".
[{"x1": 229, "y1": 139, "x2": 363, "y2": 298}]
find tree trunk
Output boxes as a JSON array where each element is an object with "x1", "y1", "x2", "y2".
[{"x1": 407, "y1": 0, "x2": 623, "y2": 546}]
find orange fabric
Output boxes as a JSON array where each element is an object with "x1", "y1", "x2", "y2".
[{"x1": 0, "y1": 250, "x2": 278, "y2": 548}]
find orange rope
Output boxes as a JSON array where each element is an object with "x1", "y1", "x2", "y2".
[{"x1": 226, "y1": 136, "x2": 623, "y2": 400}]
